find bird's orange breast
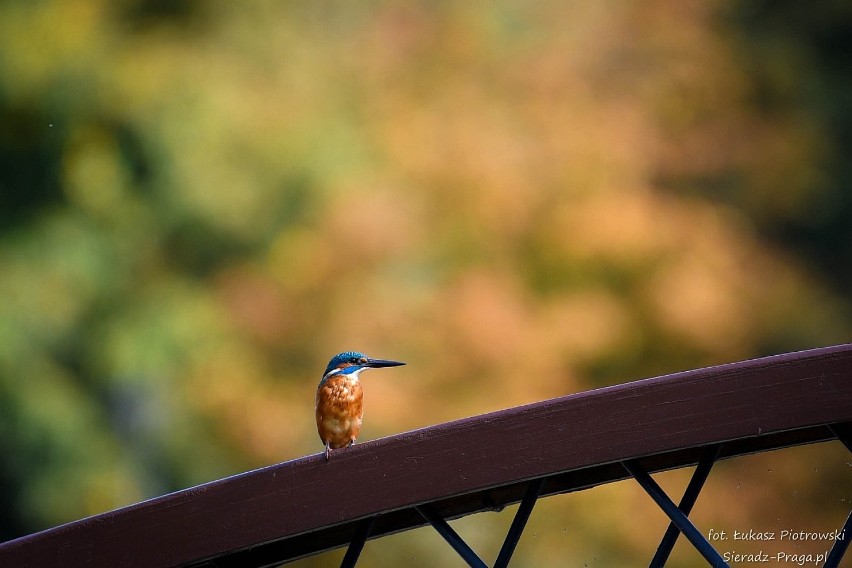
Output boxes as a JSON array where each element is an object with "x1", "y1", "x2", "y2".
[{"x1": 315, "y1": 374, "x2": 364, "y2": 449}]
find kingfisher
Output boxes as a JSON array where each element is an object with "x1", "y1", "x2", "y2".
[{"x1": 315, "y1": 351, "x2": 405, "y2": 461}]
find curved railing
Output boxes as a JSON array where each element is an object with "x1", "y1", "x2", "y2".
[{"x1": 2, "y1": 344, "x2": 850, "y2": 567}]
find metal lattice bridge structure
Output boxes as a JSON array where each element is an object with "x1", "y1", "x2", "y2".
[{"x1": 2, "y1": 344, "x2": 851, "y2": 567}]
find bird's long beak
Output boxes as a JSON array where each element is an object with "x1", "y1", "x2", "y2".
[{"x1": 364, "y1": 358, "x2": 406, "y2": 368}]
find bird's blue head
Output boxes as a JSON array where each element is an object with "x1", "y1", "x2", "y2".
[{"x1": 321, "y1": 351, "x2": 405, "y2": 382}]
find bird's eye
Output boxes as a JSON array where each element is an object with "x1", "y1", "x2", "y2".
[{"x1": 349, "y1": 357, "x2": 359, "y2": 364}]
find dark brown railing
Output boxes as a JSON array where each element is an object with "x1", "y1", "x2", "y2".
[{"x1": 2, "y1": 344, "x2": 851, "y2": 567}]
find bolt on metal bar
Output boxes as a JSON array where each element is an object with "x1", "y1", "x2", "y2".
[
  {"x1": 622, "y1": 460, "x2": 728, "y2": 568},
  {"x1": 823, "y1": 510, "x2": 850, "y2": 568},
  {"x1": 650, "y1": 445, "x2": 721, "y2": 568},
  {"x1": 415, "y1": 505, "x2": 488, "y2": 568},
  {"x1": 340, "y1": 516, "x2": 376, "y2": 568},
  {"x1": 494, "y1": 478, "x2": 545, "y2": 568}
]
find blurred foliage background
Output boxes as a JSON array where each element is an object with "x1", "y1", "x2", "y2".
[{"x1": 0, "y1": 0, "x2": 850, "y2": 565}]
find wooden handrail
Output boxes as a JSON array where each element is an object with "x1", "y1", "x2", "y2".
[{"x1": 2, "y1": 344, "x2": 851, "y2": 567}]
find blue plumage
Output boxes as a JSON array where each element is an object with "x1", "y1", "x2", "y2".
[{"x1": 322, "y1": 351, "x2": 368, "y2": 377}]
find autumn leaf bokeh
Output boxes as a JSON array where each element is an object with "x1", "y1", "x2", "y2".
[{"x1": 1, "y1": 1, "x2": 850, "y2": 565}]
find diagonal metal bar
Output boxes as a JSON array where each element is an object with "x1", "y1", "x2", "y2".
[
  {"x1": 650, "y1": 444, "x2": 721, "y2": 568},
  {"x1": 623, "y1": 460, "x2": 728, "y2": 568},
  {"x1": 823, "y1": 423, "x2": 851, "y2": 568},
  {"x1": 415, "y1": 505, "x2": 488, "y2": 568},
  {"x1": 339, "y1": 516, "x2": 376, "y2": 568},
  {"x1": 494, "y1": 478, "x2": 545, "y2": 568},
  {"x1": 823, "y1": 510, "x2": 851, "y2": 568}
]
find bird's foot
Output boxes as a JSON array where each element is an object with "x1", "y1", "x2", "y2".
[{"x1": 324, "y1": 442, "x2": 330, "y2": 462}]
